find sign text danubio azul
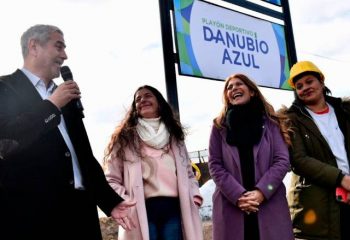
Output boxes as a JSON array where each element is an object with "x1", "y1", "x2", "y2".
[
  {"x1": 174, "y1": 0, "x2": 291, "y2": 89},
  {"x1": 202, "y1": 19, "x2": 269, "y2": 69}
]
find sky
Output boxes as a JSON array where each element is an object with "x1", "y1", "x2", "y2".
[{"x1": 1, "y1": 0, "x2": 350, "y2": 164}]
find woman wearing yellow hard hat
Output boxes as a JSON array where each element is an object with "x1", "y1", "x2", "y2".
[{"x1": 284, "y1": 60, "x2": 350, "y2": 239}]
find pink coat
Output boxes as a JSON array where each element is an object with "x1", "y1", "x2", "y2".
[{"x1": 105, "y1": 140, "x2": 203, "y2": 240}]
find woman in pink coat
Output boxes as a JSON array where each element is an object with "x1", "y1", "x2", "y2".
[{"x1": 104, "y1": 85, "x2": 203, "y2": 240}]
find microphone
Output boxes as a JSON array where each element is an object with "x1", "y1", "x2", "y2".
[{"x1": 60, "y1": 66, "x2": 85, "y2": 118}]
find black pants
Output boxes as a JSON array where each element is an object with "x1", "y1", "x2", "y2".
[
  {"x1": 1, "y1": 188, "x2": 102, "y2": 240},
  {"x1": 244, "y1": 212, "x2": 260, "y2": 240},
  {"x1": 340, "y1": 203, "x2": 350, "y2": 240},
  {"x1": 66, "y1": 189, "x2": 103, "y2": 240}
]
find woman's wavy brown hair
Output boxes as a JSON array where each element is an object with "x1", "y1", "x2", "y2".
[
  {"x1": 103, "y1": 85, "x2": 185, "y2": 164},
  {"x1": 214, "y1": 73, "x2": 292, "y2": 146}
]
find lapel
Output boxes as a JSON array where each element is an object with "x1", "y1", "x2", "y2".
[
  {"x1": 7, "y1": 70, "x2": 92, "y2": 163},
  {"x1": 171, "y1": 140, "x2": 186, "y2": 177},
  {"x1": 7, "y1": 69, "x2": 77, "y2": 117},
  {"x1": 124, "y1": 147, "x2": 144, "y2": 188},
  {"x1": 61, "y1": 104, "x2": 78, "y2": 135},
  {"x1": 6, "y1": 69, "x2": 44, "y2": 107},
  {"x1": 9, "y1": 69, "x2": 79, "y2": 144},
  {"x1": 170, "y1": 139, "x2": 193, "y2": 175},
  {"x1": 253, "y1": 121, "x2": 266, "y2": 163},
  {"x1": 296, "y1": 112, "x2": 330, "y2": 147},
  {"x1": 170, "y1": 140, "x2": 190, "y2": 199},
  {"x1": 291, "y1": 103, "x2": 330, "y2": 147},
  {"x1": 218, "y1": 127, "x2": 241, "y2": 169}
]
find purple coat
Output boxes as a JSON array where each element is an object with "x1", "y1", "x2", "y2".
[{"x1": 208, "y1": 118, "x2": 293, "y2": 240}]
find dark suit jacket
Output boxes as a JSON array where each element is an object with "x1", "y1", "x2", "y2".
[{"x1": 0, "y1": 70, "x2": 123, "y2": 240}]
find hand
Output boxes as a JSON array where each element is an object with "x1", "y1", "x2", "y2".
[
  {"x1": 111, "y1": 199, "x2": 136, "y2": 231},
  {"x1": 341, "y1": 175, "x2": 350, "y2": 192},
  {"x1": 48, "y1": 80, "x2": 81, "y2": 109},
  {"x1": 237, "y1": 190, "x2": 264, "y2": 214},
  {"x1": 193, "y1": 196, "x2": 203, "y2": 207},
  {"x1": 346, "y1": 192, "x2": 350, "y2": 204}
]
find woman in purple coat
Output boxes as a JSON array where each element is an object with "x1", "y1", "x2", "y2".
[{"x1": 208, "y1": 74, "x2": 293, "y2": 240}]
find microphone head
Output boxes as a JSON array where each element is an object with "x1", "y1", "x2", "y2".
[{"x1": 60, "y1": 66, "x2": 73, "y2": 81}]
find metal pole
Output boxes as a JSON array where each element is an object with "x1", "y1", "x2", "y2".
[
  {"x1": 158, "y1": 0, "x2": 180, "y2": 119},
  {"x1": 281, "y1": 0, "x2": 297, "y2": 64}
]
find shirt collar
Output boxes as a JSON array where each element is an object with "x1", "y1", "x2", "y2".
[{"x1": 21, "y1": 68, "x2": 56, "y2": 93}]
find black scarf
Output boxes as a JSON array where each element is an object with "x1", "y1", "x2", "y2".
[{"x1": 225, "y1": 98, "x2": 264, "y2": 146}]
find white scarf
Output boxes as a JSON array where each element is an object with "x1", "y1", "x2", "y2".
[{"x1": 136, "y1": 117, "x2": 170, "y2": 149}]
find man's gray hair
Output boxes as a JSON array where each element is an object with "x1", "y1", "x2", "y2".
[{"x1": 20, "y1": 24, "x2": 63, "y2": 58}]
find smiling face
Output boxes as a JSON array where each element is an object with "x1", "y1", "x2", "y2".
[
  {"x1": 135, "y1": 88, "x2": 160, "y2": 118},
  {"x1": 27, "y1": 31, "x2": 67, "y2": 83},
  {"x1": 294, "y1": 74, "x2": 325, "y2": 106},
  {"x1": 226, "y1": 77, "x2": 255, "y2": 105}
]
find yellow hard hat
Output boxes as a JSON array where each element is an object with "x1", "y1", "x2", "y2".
[
  {"x1": 191, "y1": 162, "x2": 201, "y2": 181},
  {"x1": 287, "y1": 61, "x2": 324, "y2": 89}
]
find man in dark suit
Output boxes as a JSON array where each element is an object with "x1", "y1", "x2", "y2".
[{"x1": 0, "y1": 24, "x2": 135, "y2": 240}]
